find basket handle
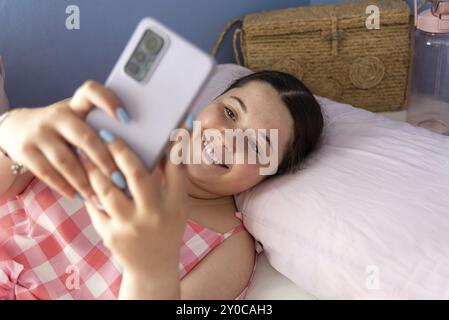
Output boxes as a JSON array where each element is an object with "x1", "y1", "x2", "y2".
[
  {"x1": 211, "y1": 18, "x2": 244, "y2": 65},
  {"x1": 232, "y1": 28, "x2": 244, "y2": 66}
]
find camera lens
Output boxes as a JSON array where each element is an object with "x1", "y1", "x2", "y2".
[
  {"x1": 126, "y1": 62, "x2": 139, "y2": 75},
  {"x1": 134, "y1": 51, "x2": 145, "y2": 63},
  {"x1": 125, "y1": 29, "x2": 165, "y2": 82},
  {"x1": 144, "y1": 34, "x2": 162, "y2": 53}
]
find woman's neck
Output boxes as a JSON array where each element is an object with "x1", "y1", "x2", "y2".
[{"x1": 186, "y1": 176, "x2": 235, "y2": 208}]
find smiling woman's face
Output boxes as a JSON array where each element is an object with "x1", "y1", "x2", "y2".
[{"x1": 186, "y1": 81, "x2": 294, "y2": 196}]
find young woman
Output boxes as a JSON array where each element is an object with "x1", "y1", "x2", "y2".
[{"x1": 0, "y1": 71, "x2": 323, "y2": 299}]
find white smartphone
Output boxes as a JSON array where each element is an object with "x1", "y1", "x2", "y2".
[{"x1": 86, "y1": 17, "x2": 216, "y2": 170}]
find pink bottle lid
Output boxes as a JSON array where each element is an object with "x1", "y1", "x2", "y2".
[
  {"x1": 417, "y1": 9, "x2": 449, "y2": 33},
  {"x1": 415, "y1": 1, "x2": 449, "y2": 33}
]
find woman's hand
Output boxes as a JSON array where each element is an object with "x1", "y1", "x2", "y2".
[
  {"x1": 80, "y1": 135, "x2": 187, "y2": 299},
  {"x1": 0, "y1": 81, "x2": 128, "y2": 200}
]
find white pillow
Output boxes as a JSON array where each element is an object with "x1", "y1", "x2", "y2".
[
  {"x1": 0, "y1": 56, "x2": 9, "y2": 113},
  {"x1": 235, "y1": 96, "x2": 449, "y2": 299}
]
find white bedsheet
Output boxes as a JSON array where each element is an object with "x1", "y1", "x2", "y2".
[{"x1": 245, "y1": 253, "x2": 315, "y2": 300}]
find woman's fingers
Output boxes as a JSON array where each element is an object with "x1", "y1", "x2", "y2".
[
  {"x1": 80, "y1": 150, "x2": 131, "y2": 220},
  {"x1": 101, "y1": 134, "x2": 162, "y2": 209},
  {"x1": 84, "y1": 201, "x2": 110, "y2": 242},
  {"x1": 23, "y1": 146, "x2": 76, "y2": 199},
  {"x1": 54, "y1": 112, "x2": 117, "y2": 180},
  {"x1": 69, "y1": 80, "x2": 128, "y2": 123},
  {"x1": 59, "y1": 81, "x2": 130, "y2": 194},
  {"x1": 37, "y1": 134, "x2": 94, "y2": 199}
]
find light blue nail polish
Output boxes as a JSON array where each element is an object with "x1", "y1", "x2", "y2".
[
  {"x1": 75, "y1": 193, "x2": 84, "y2": 203},
  {"x1": 185, "y1": 113, "x2": 196, "y2": 130},
  {"x1": 116, "y1": 107, "x2": 130, "y2": 124},
  {"x1": 112, "y1": 170, "x2": 127, "y2": 189},
  {"x1": 99, "y1": 129, "x2": 115, "y2": 143}
]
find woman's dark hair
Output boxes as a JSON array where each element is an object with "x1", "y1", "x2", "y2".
[{"x1": 220, "y1": 70, "x2": 324, "y2": 176}]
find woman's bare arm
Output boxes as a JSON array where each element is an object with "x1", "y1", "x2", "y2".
[{"x1": 0, "y1": 154, "x2": 34, "y2": 200}]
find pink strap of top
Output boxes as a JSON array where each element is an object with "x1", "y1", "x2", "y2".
[
  {"x1": 229, "y1": 211, "x2": 264, "y2": 254},
  {"x1": 222, "y1": 211, "x2": 245, "y2": 240}
]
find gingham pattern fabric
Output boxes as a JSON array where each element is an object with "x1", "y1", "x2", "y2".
[{"x1": 0, "y1": 177, "x2": 258, "y2": 300}]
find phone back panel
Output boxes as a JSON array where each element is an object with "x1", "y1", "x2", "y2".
[{"x1": 86, "y1": 17, "x2": 215, "y2": 170}]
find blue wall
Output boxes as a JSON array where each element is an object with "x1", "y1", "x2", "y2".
[
  {"x1": 310, "y1": 0, "x2": 414, "y2": 6},
  {"x1": 0, "y1": 0, "x2": 415, "y2": 108},
  {"x1": 0, "y1": 0, "x2": 309, "y2": 107}
]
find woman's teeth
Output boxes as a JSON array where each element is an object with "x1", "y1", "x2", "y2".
[{"x1": 201, "y1": 134, "x2": 228, "y2": 168}]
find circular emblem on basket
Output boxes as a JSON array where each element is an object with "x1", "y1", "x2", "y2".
[
  {"x1": 272, "y1": 58, "x2": 304, "y2": 79},
  {"x1": 349, "y1": 56, "x2": 385, "y2": 89}
]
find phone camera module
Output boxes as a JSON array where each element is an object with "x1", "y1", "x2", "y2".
[{"x1": 125, "y1": 29, "x2": 165, "y2": 82}]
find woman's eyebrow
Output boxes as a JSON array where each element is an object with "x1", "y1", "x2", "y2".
[{"x1": 229, "y1": 96, "x2": 247, "y2": 113}]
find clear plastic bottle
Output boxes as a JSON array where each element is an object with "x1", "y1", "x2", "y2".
[{"x1": 406, "y1": 1, "x2": 449, "y2": 135}]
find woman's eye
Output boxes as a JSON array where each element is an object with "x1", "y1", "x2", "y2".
[{"x1": 224, "y1": 106, "x2": 236, "y2": 121}]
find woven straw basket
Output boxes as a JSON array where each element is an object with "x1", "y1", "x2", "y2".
[{"x1": 212, "y1": 0, "x2": 413, "y2": 112}]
